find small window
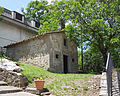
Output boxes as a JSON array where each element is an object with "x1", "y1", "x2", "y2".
[
  {"x1": 64, "y1": 39, "x2": 67, "y2": 46},
  {"x1": 56, "y1": 54, "x2": 59, "y2": 59},
  {"x1": 72, "y1": 58, "x2": 74, "y2": 62}
]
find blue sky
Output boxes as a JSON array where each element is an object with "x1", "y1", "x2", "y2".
[{"x1": 0, "y1": 0, "x2": 52, "y2": 13}]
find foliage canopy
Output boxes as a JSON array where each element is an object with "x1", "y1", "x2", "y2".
[{"x1": 24, "y1": 0, "x2": 120, "y2": 72}]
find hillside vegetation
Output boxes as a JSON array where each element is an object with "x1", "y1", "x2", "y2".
[{"x1": 19, "y1": 63, "x2": 100, "y2": 96}]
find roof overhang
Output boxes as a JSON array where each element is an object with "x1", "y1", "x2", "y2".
[{"x1": 0, "y1": 15, "x2": 38, "y2": 33}]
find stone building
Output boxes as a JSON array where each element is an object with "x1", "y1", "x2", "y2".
[
  {"x1": 0, "y1": 8, "x2": 78, "y2": 73},
  {"x1": 0, "y1": 8, "x2": 39, "y2": 47},
  {"x1": 4, "y1": 31, "x2": 78, "y2": 73}
]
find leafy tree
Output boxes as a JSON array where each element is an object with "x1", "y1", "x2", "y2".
[
  {"x1": 109, "y1": 47, "x2": 120, "y2": 68},
  {"x1": 83, "y1": 48, "x2": 104, "y2": 73},
  {"x1": 24, "y1": 0, "x2": 49, "y2": 25},
  {"x1": 0, "y1": 7, "x2": 4, "y2": 20},
  {"x1": 0, "y1": 6, "x2": 3, "y2": 15},
  {"x1": 24, "y1": 0, "x2": 61, "y2": 34},
  {"x1": 78, "y1": 50, "x2": 82, "y2": 70},
  {"x1": 42, "y1": 0, "x2": 120, "y2": 67},
  {"x1": 64, "y1": 0, "x2": 120, "y2": 66},
  {"x1": 25, "y1": 0, "x2": 120, "y2": 69},
  {"x1": 39, "y1": 0, "x2": 72, "y2": 34},
  {"x1": 83, "y1": 47, "x2": 120, "y2": 73}
]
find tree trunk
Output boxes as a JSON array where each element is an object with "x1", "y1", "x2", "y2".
[
  {"x1": 81, "y1": 45, "x2": 83, "y2": 71},
  {"x1": 101, "y1": 51, "x2": 107, "y2": 67}
]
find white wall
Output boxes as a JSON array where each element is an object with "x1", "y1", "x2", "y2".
[{"x1": 0, "y1": 21, "x2": 37, "y2": 47}]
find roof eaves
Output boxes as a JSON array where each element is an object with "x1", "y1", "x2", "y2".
[
  {"x1": 1, "y1": 15, "x2": 39, "y2": 33},
  {"x1": 4, "y1": 31, "x2": 64, "y2": 48}
]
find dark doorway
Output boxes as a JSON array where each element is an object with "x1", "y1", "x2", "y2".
[{"x1": 63, "y1": 55, "x2": 68, "y2": 73}]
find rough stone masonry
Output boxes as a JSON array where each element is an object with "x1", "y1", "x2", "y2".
[
  {"x1": 4, "y1": 31, "x2": 78, "y2": 73},
  {"x1": 0, "y1": 67, "x2": 28, "y2": 87}
]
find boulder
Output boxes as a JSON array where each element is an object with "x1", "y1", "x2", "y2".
[
  {"x1": 0, "y1": 67, "x2": 28, "y2": 87},
  {"x1": 0, "y1": 58, "x2": 23, "y2": 72},
  {"x1": 0, "y1": 59, "x2": 28, "y2": 87}
]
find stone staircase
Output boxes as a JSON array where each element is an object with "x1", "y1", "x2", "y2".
[
  {"x1": 99, "y1": 72, "x2": 108, "y2": 96},
  {"x1": 99, "y1": 72, "x2": 120, "y2": 96},
  {"x1": 0, "y1": 81, "x2": 38, "y2": 96},
  {"x1": 112, "y1": 72, "x2": 120, "y2": 96},
  {"x1": 25, "y1": 87, "x2": 51, "y2": 96},
  {"x1": 0, "y1": 81, "x2": 53, "y2": 96}
]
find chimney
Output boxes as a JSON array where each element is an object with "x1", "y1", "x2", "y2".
[{"x1": 58, "y1": 19, "x2": 65, "y2": 30}]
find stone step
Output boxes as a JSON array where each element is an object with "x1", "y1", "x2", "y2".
[
  {"x1": 41, "y1": 92, "x2": 51, "y2": 96},
  {"x1": 25, "y1": 87, "x2": 51, "y2": 95},
  {"x1": 0, "y1": 92, "x2": 39, "y2": 96},
  {"x1": 0, "y1": 86, "x2": 22, "y2": 94},
  {"x1": 99, "y1": 72, "x2": 108, "y2": 96},
  {"x1": 112, "y1": 88, "x2": 119, "y2": 91},
  {"x1": 0, "y1": 81, "x2": 7, "y2": 86}
]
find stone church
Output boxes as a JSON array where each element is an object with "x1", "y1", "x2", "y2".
[{"x1": 1, "y1": 8, "x2": 78, "y2": 73}]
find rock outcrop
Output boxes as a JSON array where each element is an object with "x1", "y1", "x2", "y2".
[
  {"x1": 0, "y1": 67, "x2": 28, "y2": 87},
  {"x1": 0, "y1": 58, "x2": 23, "y2": 72},
  {"x1": 0, "y1": 58, "x2": 28, "y2": 87}
]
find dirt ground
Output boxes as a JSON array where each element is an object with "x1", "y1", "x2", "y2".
[
  {"x1": 86, "y1": 75, "x2": 101, "y2": 96},
  {"x1": 50, "y1": 75, "x2": 101, "y2": 96}
]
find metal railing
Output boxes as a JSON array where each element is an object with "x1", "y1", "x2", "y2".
[{"x1": 106, "y1": 53, "x2": 114, "y2": 96}]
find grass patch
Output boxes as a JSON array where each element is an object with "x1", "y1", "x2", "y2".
[
  {"x1": 82, "y1": 86, "x2": 88, "y2": 91},
  {"x1": 19, "y1": 63, "x2": 94, "y2": 95}
]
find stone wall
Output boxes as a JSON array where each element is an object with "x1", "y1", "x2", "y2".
[
  {"x1": 0, "y1": 67, "x2": 28, "y2": 87},
  {"x1": 5, "y1": 32, "x2": 78, "y2": 73},
  {"x1": 117, "y1": 70, "x2": 120, "y2": 94},
  {"x1": 49, "y1": 33, "x2": 78, "y2": 73},
  {"x1": 6, "y1": 34, "x2": 51, "y2": 70},
  {"x1": 112, "y1": 71, "x2": 120, "y2": 96}
]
